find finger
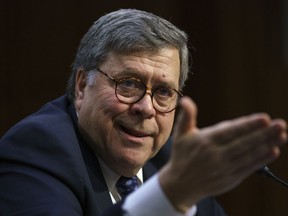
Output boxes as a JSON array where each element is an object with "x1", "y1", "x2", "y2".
[
  {"x1": 225, "y1": 119, "x2": 287, "y2": 161},
  {"x1": 173, "y1": 96, "x2": 198, "y2": 139},
  {"x1": 202, "y1": 113, "x2": 272, "y2": 144}
]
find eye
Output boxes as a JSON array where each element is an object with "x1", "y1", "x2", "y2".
[
  {"x1": 154, "y1": 87, "x2": 174, "y2": 98},
  {"x1": 121, "y1": 79, "x2": 137, "y2": 88},
  {"x1": 118, "y1": 78, "x2": 143, "y2": 90}
]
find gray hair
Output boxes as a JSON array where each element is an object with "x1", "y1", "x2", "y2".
[{"x1": 67, "y1": 8, "x2": 190, "y2": 101}]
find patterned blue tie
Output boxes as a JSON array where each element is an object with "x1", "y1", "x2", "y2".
[{"x1": 116, "y1": 176, "x2": 138, "y2": 199}]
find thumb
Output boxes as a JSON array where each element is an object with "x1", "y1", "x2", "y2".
[{"x1": 172, "y1": 96, "x2": 198, "y2": 139}]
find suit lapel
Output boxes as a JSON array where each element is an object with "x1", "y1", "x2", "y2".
[
  {"x1": 143, "y1": 161, "x2": 159, "y2": 181},
  {"x1": 78, "y1": 132, "x2": 113, "y2": 214},
  {"x1": 68, "y1": 103, "x2": 113, "y2": 214}
]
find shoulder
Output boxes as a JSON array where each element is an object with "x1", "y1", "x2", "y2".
[
  {"x1": 0, "y1": 95, "x2": 85, "y2": 184},
  {"x1": 1, "y1": 95, "x2": 75, "y2": 144}
]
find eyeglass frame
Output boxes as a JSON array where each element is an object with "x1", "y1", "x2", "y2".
[{"x1": 94, "y1": 68, "x2": 183, "y2": 113}]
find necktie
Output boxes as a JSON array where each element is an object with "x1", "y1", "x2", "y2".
[{"x1": 116, "y1": 176, "x2": 138, "y2": 199}]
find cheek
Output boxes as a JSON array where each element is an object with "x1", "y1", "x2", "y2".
[
  {"x1": 86, "y1": 87, "x2": 122, "y2": 115},
  {"x1": 154, "y1": 113, "x2": 175, "y2": 152},
  {"x1": 160, "y1": 113, "x2": 175, "y2": 136},
  {"x1": 78, "y1": 87, "x2": 124, "y2": 139},
  {"x1": 88, "y1": 90, "x2": 124, "y2": 131}
]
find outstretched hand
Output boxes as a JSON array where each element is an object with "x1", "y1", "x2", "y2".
[{"x1": 159, "y1": 96, "x2": 287, "y2": 212}]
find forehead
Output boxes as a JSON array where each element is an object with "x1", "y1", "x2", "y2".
[{"x1": 102, "y1": 48, "x2": 181, "y2": 87}]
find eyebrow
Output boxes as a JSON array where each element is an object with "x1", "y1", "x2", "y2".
[
  {"x1": 115, "y1": 68, "x2": 179, "y2": 89},
  {"x1": 114, "y1": 69, "x2": 141, "y2": 78}
]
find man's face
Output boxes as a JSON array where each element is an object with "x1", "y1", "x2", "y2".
[{"x1": 75, "y1": 48, "x2": 180, "y2": 176}]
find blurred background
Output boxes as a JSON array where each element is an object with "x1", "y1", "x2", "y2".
[{"x1": 1, "y1": 0, "x2": 287, "y2": 215}]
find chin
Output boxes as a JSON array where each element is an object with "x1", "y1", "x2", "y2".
[{"x1": 118, "y1": 152, "x2": 148, "y2": 169}]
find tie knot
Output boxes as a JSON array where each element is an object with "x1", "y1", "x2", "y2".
[{"x1": 116, "y1": 176, "x2": 138, "y2": 198}]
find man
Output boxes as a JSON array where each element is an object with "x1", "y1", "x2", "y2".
[{"x1": 0, "y1": 8, "x2": 286, "y2": 216}]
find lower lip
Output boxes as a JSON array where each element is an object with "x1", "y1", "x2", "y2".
[{"x1": 119, "y1": 128, "x2": 148, "y2": 143}]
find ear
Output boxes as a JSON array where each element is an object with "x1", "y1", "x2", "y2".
[{"x1": 75, "y1": 69, "x2": 87, "y2": 111}]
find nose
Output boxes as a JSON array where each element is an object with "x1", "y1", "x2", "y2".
[{"x1": 130, "y1": 92, "x2": 156, "y2": 118}]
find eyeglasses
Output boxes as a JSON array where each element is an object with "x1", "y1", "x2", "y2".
[{"x1": 96, "y1": 68, "x2": 183, "y2": 113}]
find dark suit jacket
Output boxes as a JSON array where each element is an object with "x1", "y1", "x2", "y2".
[{"x1": 0, "y1": 95, "x2": 227, "y2": 216}]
